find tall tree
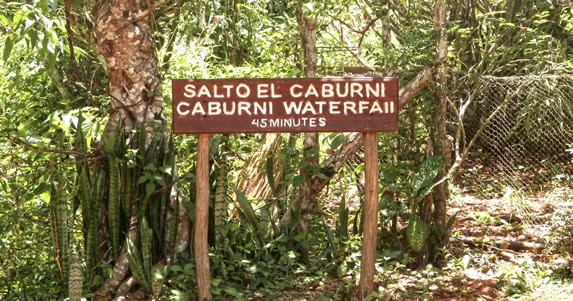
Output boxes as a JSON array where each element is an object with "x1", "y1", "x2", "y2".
[
  {"x1": 280, "y1": 2, "x2": 320, "y2": 232},
  {"x1": 89, "y1": 0, "x2": 187, "y2": 298},
  {"x1": 432, "y1": 0, "x2": 449, "y2": 234}
]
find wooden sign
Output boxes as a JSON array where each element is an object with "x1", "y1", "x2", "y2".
[
  {"x1": 172, "y1": 78, "x2": 398, "y2": 133},
  {"x1": 172, "y1": 77, "x2": 399, "y2": 301}
]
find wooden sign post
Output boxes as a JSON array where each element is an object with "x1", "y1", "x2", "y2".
[
  {"x1": 195, "y1": 134, "x2": 212, "y2": 300},
  {"x1": 359, "y1": 132, "x2": 379, "y2": 298},
  {"x1": 172, "y1": 77, "x2": 398, "y2": 300}
]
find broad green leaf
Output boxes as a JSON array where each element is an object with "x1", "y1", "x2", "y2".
[
  {"x1": 224, "y1": 287, "x2": 241, "y2": 298},
  {"x1": 265, "y1": 154, "x2": 275, "y2": 193},
  {"x1": 46, "y1": 42, "x2": 56, "y2": 70},
  {"x1": 48, "y1": 0, "x2": 57, "y2": 11},
  {"x1": 12, "y1": 9, "x2": 26, "y2": 30},
  {"x1": 380, "y1": 163, "x2": 399, "y2": 183},
  {"x1": 29, "y1": 29, "x2": 38, "y2": 49},
  {"x1": 292, "y1": 175, "x2": 305, "y2": 187},
  {"x1": 3, "y1": 35, "x2": 14, "y2": 62},
  {"x1": 329, "y1": 133, "x2": 348, "y2": 151},
  {"x1": 0, "y1": 14, "x2": 9, "y2": 27},
  {"x1": 143, "y1": 182, "x2": 156, "y2": 211},
  {"x1": 408, "y1": 155, "x2": 444, "y2": 198},
  {"x1": 41, "y1": 15, "x2": 53, "y2": 30},
  {"x1": 231, "y1": 186, "x2": 263, "y2": 244}
]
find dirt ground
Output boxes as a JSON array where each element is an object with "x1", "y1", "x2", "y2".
[
  {"x1": 375, "y1": 184, "x2": 573, "y2": 301},
  {"x1": 266, "y1": 184, "x2": 573, "y2": 301}
]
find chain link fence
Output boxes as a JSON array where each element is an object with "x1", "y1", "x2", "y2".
[{"x1": 454, "y1": 75, "x2": 573, "y2": 200}]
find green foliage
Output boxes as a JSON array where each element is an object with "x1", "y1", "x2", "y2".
[
  {"x1": 1, "y1": 0, "x2": 572, "y2": 299},
  {"x1": 511, "y1": 78, "x2": 573, "y2": 150},
  {"x1": 0, "y1": 192, "x2": 64, "y2": 299},
  {"x1": 379, "y1": 154, "x2": 444, "y2": 255},
  {"x1": 232, "y1": 186, "x2": 266, "y2": 245},
  {"x1": 0, "y1": 47, "x2": 62, "y2": 136},
  {"x1": 379, "y1": 155, "x2": 444, "y2": 206},
  {"x1": 126, "y1": 238, "x2": 151, "y2": 291},
  {"x1": 450, "y1": 1, "x2": 573, "y2": 75},
  {"x1": 406, "y1": 218, "x2": 429, "y2": 252},
  {"x1": 0, "y1": 38, "x2": 101, "y2": 298},
  {"x1": 1, "y1": 2, "x2": 70, "y2": 71},
  {"x1": 499, "y1": 260, "x2": 550, "y2": 297},
  {"x1": 408, "y1": 155, "x2": 445, "y2": 201}
]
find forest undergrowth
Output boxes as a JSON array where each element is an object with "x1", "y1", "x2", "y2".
[{"x1": 242, "y1": 182, "x2": 573, "y2": 301}]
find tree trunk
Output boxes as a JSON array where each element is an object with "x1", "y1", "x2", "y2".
[
  {"x1": 433, "y1": 0, "x2": 449, "y2": 232},
  {"x1": 280, "y1": 5, "x2": 320, "y2": 232},
  {"x1": 296, "y1": 6, "x2": 317, "y2": 78},
  {"x1": 93, "y1": 0, "x2": 165, "y2": 137},
  {"x1": 91, "y1": 0, "x2": 187, "y2": 298}
]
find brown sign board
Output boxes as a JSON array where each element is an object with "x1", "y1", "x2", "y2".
[{"x1": 172, "y1": 77, "x2": 398, "y2": 134}]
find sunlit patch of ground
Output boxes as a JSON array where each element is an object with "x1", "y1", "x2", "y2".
[{"x1": 245, "y1": 184, "x2": 573, "y2": 301}]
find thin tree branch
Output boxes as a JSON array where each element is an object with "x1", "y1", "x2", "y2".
[
  {"x1": 11, "y1": 136, "x2": 98, "y2": 159},
  {"x1": 64, "y1": 0, "x2": 77, "y2": 82},
  {"x1": 336, "y1": 21, "x2": 375, "y2": 71}
]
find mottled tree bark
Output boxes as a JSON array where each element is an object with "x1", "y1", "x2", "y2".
[
  {"x1": 92, "y1": 0, "x2": 188, "y2": 297},
  {"x1": 280, "y1": 6, "x2": 320, "y2": 232},
  {"x1": 92, "y1": 0, "x2": 160, "y2": 296},
  {"x1": 93, "y1": 0, "x2": 165, "y2": 137},
  {"x1": 296, "y1": 6, "x2": 317, "y2": 78},
  {"x1": 433, "y1": 0, "x2": 449, "y2": 232}
]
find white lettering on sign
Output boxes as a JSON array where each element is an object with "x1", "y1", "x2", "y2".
[
  {"x1": 290, "y1": 84, "x2": 303, "y2": 98},
  {"x1": 179, "y1": 101, "x2": 275, "y2": 116},
  {"x1": 236, "y1": 84, "x2": 250, "y2": 98},
  {"x1": 191, "y1": 102, "x2": 206, "y2": 115},
  {"x1": 256, "y1": 83, "x2": 283, "y2": 98},
  {"x1": 177, "y1": 102, "x2": 190, "y2": 116},
  {"x1": 182, "y1": 81, "x2": 386, "y2": 99},
  {"x1": 173, "y1": 78, "x2": 399, "y2": 133},
  {"x1": 282, "y1": 100, "x2": 387, "y2": 115},
  {"x1": 305, "y1": 84, "x2": 319, "y2": 98},
  {"x1": 184, "y1": 83, "x2": 252, "y2": 98},
  {"x1": 287, "y1": 82, "x2": 386, "y2": 99},
  {"x1": 251, "y1": 117, "x2": 327, "y2": 128},
  {"x1": 183, "y1": 83, "x2": 287, "y2": 99},
  {"x1": 257, "y1": 84, "x2": 269, "y2": 98},
  {"x1": 177, "y1": 100, "x2": 393, "y2": 117}
]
